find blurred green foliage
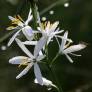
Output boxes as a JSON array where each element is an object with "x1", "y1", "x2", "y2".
[{"x1": 0, "y1": 0, "x2": 92, "y2": 92}]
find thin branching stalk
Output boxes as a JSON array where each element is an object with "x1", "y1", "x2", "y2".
[
  {"x1": 30, "y1": 0, "x2": 38, "y2": 29},
  {"x1": 46, "y1": 61, "x2": 63, "y2": 92},
  {"x1": 45, "y1": 44, "x2": 63, "y2": 92},
  {"x1": 50, "y1": 52, "x2": 60, "y2": 67}
]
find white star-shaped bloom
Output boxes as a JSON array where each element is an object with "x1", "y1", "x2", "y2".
[
  {"x1": 9, "y1": 38, "x2": 45, "y2": 85},
  {"x1": 34, "y1": 21, "x2": 64, "y2": 56},
  {"x1": 59, "y1": 31, "x2": 86, "y2": 63},
  {"x1": 7, "y1": 7, "x2": 35, "y2": 46},
  {"x1": 38, "y1": 21, "x2": 64, "y2": 44},
  {"x1": 34, "y1": 77, "x2": 57, "y2": 90}
]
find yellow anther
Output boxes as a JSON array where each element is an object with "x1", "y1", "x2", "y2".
[
  {"x1": 10, "y1": 15, "x2": 23, "y2": 25},
  {"x1": 7, "y1": 15, "x2": 24, "y2": 30},
  {"x1": 18, "y1": 58, "x2": 30, "y2": 68},
  {"x1": 18, "y1": 62, "x2": 28, "y2": 68},
  {"x1": 17, "y1": 15, "x2": 24, "y2": 22},
  {"x1": 41, "y1": 21, "x2": 52, "y2": 31}
]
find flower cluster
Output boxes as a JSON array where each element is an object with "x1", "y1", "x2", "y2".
[{"x1": 7, "y1": 7, "x2": 86, "y2": 90}]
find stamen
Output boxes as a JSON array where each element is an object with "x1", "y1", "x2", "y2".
[
  {"x1": 18, "y1": 58, "x2": 30, "y2": 68},
  {"x1": 17, "y1": 15, "x2": 24, "y2": 22},
  {"x1": 64, "y1": 42, "x2": 71, "y2": 49}
]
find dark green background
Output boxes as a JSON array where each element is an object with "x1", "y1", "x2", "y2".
[{"x1": 0, "y1": 0, "x2": 92, "y2": 92}]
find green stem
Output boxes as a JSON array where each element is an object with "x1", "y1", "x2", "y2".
[
  {"x1": 45, "y1": 45, "x2": 63, "y2": 92},
  {"x1": 50, "y1": 52, "x2": 59, "y2": 67},
  {"x1": 46, "y1": 62, "x2": 63, "y2": 92},
  {"x1": 45, "y1": 44, "x2": 49, "y2": 61},
  {"x1": 30, "y1": 0, "x2": 38, "y2": 29}
]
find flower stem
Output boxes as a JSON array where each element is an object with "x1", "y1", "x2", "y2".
[
  {"x1": 30, "y1": 0, "x2": 38, "y2": 29},
  {"x1": 45, "y1": 45, "x2": 63, "y2": 92},
  {"x1": 50, "y1": 52, "x2": 59, "y2": 67},
  {"x1": 46, "y1": 62, "x2": 63, "y2": 92}
]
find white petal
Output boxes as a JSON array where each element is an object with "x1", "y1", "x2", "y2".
[
  {"x1": 34, "y1": 78, "x2": 38, "y2": 83},
  {"x1": 54, "y1": 29, "x2": 64, "y2": 35},
  {"x1": 34, "y1": 63, "x2": 43, "y2": 85},
  {"x1": 65, "y1": 54, "x2": 74, "y2": 63},
  {"x1": 34, "y1": 77, "x2": 57, "y2": 88},
  {"x1": 22, "y1": 41, "x2": 37, "y2": 45},
  {"x1": 39, "y1": 51, "x2": 43, "y2": 56},
  {"x1": 32, "y1": 30, "x2": 40, "y2": 34},
  {"x1": 16, "y1": 63, "x2": 33, "y2": 79},
  {"x1": 34, "y1": 77, "x2": 51, "y2": 86},
  {"x1": 15, "y1": 38, "x2": 34, "y2": 59},
  {"x1": 45, "y1": 22, "x2": 51, "y2": 32},
  {"x1": 25, "y1": 7, "x2": 32, "y2": 25},
  {"x1": 60, "y1": 31, "x2": 68, "y2": 51},
  {"x1": 22, "y1": 26, "x2": 34, "y2": 41},
  {"x1": 49, "y1": 21, "x2": 59, "y2": 33},
  {"x1": 54, "y1": 36, "x2": 61, "y2": 49},
  {"x1": 37, "y1": 27, "x2": 41, "y2": 31},
  {"x1": 28, "y1": 7, "x2": 32, "y2": 19},
  {"x1": 34, "y1": 37, "x2": 47, "y2": 57},
  {"x1": 64, "y1": 44, "x2": 86, "y2": 54},
  {"x1": 8, "y1": 16, "x2": 15, "y2": 21},
  {"x1": 9, "y1": 56, "x2": 29, "y2": 64},
  {"x1": 7, "y1": 30, "x2": 21, "y2": 46},
  {"x1": 37, "y1": 55, "x2": 46, "y2": 61},
  {"x1": 6, "y1": 26, "x2": 18, "y2": 30},
  {"x1": 57, "y1": 35, "x2": 72, "y2": 43},
  {"x1": 42, "y1": 77, "x2": 52, "y2": 86},
  {"x1": 70, "y1": 53, "x2": 81, "y2": 56},
  {"x1": 47, "y1": 36, "x2": 52, "y2": 44},
  {"x1": 25, "y1": 16, "x2": 33, "y2": 25}
]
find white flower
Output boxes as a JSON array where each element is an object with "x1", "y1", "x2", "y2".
[
  {"x1": 34, "y1": 21, "x2": 64, "y2": 56},
  {"x1": 59, "y1": 31, "x2": 86, "y2": 63},
  {"x1": 38, "y1": 21, "x2": 64, "y2": 44},
  {"x1": 7, "y1": 7, "x2": 34, "y2": 46},
  {"x1": 9, "y1": 38, "x2": 45, "y2": 85},
  {"x1": 34, "y1": 77, "x2": 57, "y2": 90}
]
